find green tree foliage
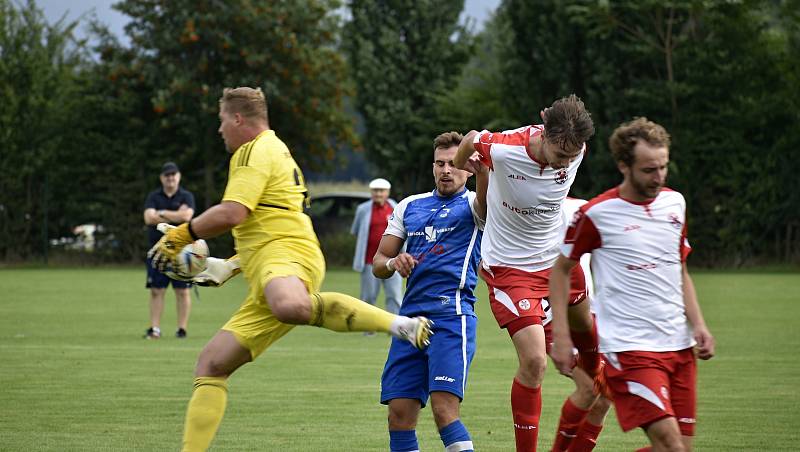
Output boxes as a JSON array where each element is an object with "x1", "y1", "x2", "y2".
[
  {"x1": 441, "y1": 0, "x2": 799, "y2": 265},
  {"x1": 53, "y1": 27, "x2": 158, "y2": 261},
  {"x1": 571, "y1": 0, "x2": 800, "y2": 264},
  {"x1": 1, "y1": 0, "x2": 357, "y2": 261},
  {"x1": 436, "y1": 10, "x2": 514, "y2": 133},
  {"x1": 344, "y1": 0, "x2": 472, "y2": 195},
  {"x1": 112, "y1": 0, "x2": 357, "y2": 208},
  {"x1": 0, "y1": 0, "x2": 87, "y2": 260}
]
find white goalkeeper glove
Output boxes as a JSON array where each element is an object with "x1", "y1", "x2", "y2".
[{"x1": 192, "y1": 255, "x2": 241, "y2": 287}]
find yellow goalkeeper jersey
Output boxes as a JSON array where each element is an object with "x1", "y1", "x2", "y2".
[{"x1": 222, "y1": 130, "x2": 319, "y2": 263}]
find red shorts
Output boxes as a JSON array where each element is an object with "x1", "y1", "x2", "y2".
[
  {"x1": 603, "y1": 349, "x2": 697, "y2": 435},
  {"x1": 481, "y1": 264, "x2": 586, "y2": 337}
]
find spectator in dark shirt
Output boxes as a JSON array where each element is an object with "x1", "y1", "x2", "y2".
[{"x1": 142, "y1": 162, "x2": 195, "y2": 339}]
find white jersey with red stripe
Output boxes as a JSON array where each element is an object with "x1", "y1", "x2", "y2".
[
  {"x1": 562, "y1": 197, "x2": 594, "y2": 300},
  {"x1": 561, "y1": 187, "x2": 695, "y2": 353},
  {"x1": 474, "y1": 125, "x2": 585, "y2": 272}
]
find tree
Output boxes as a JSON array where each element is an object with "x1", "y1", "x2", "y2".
[
  {"x1": 113, "y1": 0, "x2": 358, "y2": 209},
  {"x1": 344, "y1": 0, "x2": 472, "y2": 195},
  {"x1": 0, "y1": 0, "x2": 87, "y2": 260},
  {"x1": 469, "y1": 0, "x2": 799, "y2": 265}
]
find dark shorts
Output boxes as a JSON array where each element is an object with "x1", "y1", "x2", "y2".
[{"x1": 145, "y1": 257, "x2": 192, "y2": 289}]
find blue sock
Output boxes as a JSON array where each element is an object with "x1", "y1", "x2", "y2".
[
  {"x1": 439, "y1": 419, "x2": 474, "y2": 451},
  {"x1": 389, "y1": 429, "x2": 419, "y2": 452}
]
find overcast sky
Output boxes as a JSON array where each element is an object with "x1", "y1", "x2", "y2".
[{"x1": 38, "y1": 0, "x2": 502, "y2": 43}]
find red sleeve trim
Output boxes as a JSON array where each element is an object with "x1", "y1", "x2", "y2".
[
  {"x1": 474, "y1": 131, "x2": 494, "y2": 170},
  {"x1": 566, "y1": 209, "x2": 602, "y2": 259},
  {"x1": 680, "y1": 209, "x2": 692, "y2": 261}
]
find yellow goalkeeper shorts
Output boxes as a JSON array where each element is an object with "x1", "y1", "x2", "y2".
[{"x1": 222, "y1": 239, "x2": 325, "y2": 359}]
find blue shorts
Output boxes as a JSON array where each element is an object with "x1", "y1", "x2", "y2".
[
  {"x1": 380, "y1": 314, "x2": 477, "y2": 407},
  {"x1": 145, "y1": 257, "x2": 192, "y2": 289}
]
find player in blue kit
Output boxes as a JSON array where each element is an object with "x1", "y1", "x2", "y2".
[{"x1": 372, "y1": 132, "x2": 488, "y2": 452}]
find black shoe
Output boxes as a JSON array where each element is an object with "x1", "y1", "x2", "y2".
[
  {"x1": 176, "y1": 328, "x2": 187, "y2": 339},
  {"x1": 144, "y1": 327, "x2": 161, "y2": 339}
]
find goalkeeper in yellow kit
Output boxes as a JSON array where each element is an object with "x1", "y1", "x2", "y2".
[{"x1": 148, "y1": 87, "x2": 432, "y2": 452}]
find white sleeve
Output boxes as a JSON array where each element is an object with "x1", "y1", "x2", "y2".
[
  {"x1": 384, "y1": 198, "x2": 409, "y2": 239},
  {"x1": 467, "y1": 191, "x2": 485, "y2": 231}
]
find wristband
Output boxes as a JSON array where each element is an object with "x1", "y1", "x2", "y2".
[
  {"x1": 386, "y1": 258, "x2": 396, "y2": 272},
  {"x1": 187, "y1": 220, "x2": 199, "y2": 241}
]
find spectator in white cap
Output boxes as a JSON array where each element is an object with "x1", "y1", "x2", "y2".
[{"x1": 350, "y1": 178, "x2": 403, "y2": 318}]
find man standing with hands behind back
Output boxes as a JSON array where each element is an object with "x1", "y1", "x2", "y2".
[
  {"x1": 351, "y1": 178, "x2": 403, "y2": 315},
  {"x1": 143, "y1": 162, "x2": 196, "y2": 339}
]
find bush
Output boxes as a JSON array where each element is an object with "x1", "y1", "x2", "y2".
[{"x1": 318, "y1": 231, "x2": 356, "y2": 268}]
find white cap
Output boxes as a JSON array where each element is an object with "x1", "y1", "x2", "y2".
[{"x1": 368, "y1": 178, "x2": 391, "y2": 190}]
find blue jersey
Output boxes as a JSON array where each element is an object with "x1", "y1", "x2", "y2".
[{"x1": 385, "y1": 188, "x2": 484, "y2": 317}]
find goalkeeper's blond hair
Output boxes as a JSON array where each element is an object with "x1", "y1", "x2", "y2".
[{"x1": 220, "y1": 87, "x2": 269, "y2": 125}]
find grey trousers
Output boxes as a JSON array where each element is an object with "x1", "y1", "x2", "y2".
[{"x1": 359, "y1": 264, "x2": 403, "y2": 314}]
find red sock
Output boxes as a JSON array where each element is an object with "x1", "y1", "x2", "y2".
[
  {"x1": 511, "y1": 378, "x2": 542, "y2": 451},
  {"x1": 571, "y1": 328, "x2": 600, "y2": 377},
  {"x1": 635, "y1": 448, "x2": 652, "y2": 452},
  {"x1": 568, "y1": 421, "x2": 603, "y2": 452},
  {"x1": 551, "y1": 398, "x2": 589, "y2": 451}
]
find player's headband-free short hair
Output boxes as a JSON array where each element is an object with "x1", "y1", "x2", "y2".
[
  {"x1": 219, "y1": 87, "x2": 268, "y2": 123},
  {"x1": 609, "y1": 117, "x2": 671, "y2": 166},
  {"x1": 433, "y1": 131, "x2": 464, "y2": 154},
  {"x1": 542, "y1": 94, "x2": 594, "y2": 154}
]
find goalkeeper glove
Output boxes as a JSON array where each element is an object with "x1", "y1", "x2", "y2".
[
  {"x1": 147, "y1": 222, "x2": 197, "y2": 272},
  {"x1": 193, "y1": 255, "x2": 241, "y2": 287}
]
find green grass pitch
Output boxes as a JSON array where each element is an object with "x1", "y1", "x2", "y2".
[{"x1": 1, "y1": 267, "x2": 798, "y2": 451}]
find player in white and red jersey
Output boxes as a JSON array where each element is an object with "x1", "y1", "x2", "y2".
[
  {"x1": 543, "y1": 198, "x2": 612, "y2": 452},
  {"x1": 549, "y1": 118, "x2": 715, "y2": 452},
  {"x1": 455, "y1": 95, "x2": 598, "y2": 452}
]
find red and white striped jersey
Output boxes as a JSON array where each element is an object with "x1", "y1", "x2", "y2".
[
  {"x1": 474, "y1": 125, "x2": 585, "y2": 272},
  {"x1": 561, "y1": 187, "x2": 694, "y2": 353}
]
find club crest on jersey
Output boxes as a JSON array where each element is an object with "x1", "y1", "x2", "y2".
[
  {"x1": 518, "y1": 299, "x2": 531, "y2": 310},
  {"x1": 668, "y1": 213, "x2": 682, "y2": 229},
  {"x1": 554, "y1": 169, "x2": 568, "y2": 184},
  {"x1": 424, "y1": 226, "x2": 437, "y2": 242}
]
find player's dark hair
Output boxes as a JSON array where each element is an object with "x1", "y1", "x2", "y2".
[
  {"x1": 220, "y1": 87, "x2": 269, "y2": 125},
  {"x1": 542, "y1": 94, "x2": 594, "y2": 154},
  {"x1": 609, "y1": 117, "x2": 671, "y2": 166},
  {"x1": 433, "y1": 131, "x2": 463, "y2": 155}
]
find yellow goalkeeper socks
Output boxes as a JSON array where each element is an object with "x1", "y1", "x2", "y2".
[
  {"x1": 309, "y1": 292, "x2": 395, "y2": 333},
  {"x1": 181, "y1": 377, "x2": 228, "y2": 452}
]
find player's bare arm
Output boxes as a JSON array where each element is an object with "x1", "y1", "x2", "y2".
[
  {"x1": 472, "y1": 159, "x2": 488, "y2": 221},
  {"x1": 373, "y1": 234, "x2": 417, "y2": 279},
  {"x1": 454, "y1": 130, "x2": 479, "y2": 170},
  {"x1": 549, "y1": 254, "x2": 579, "y2": 376},
  {"x1": 189, "y1": 201, "x2": 249, "y2": 239},
  {"x1": 682, "y1": 263, "x2": 715, "y2": 360},
  {"x1": 148, "y1": 201, "x2": 249, "y2": 269}
]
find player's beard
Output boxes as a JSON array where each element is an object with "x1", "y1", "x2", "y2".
[
  {"x1": 436, "y1": 178, "x2": 459, "y2": 196},
  {"x1": 630, "y1": 173, "x2": 663, "y2": 200}
]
